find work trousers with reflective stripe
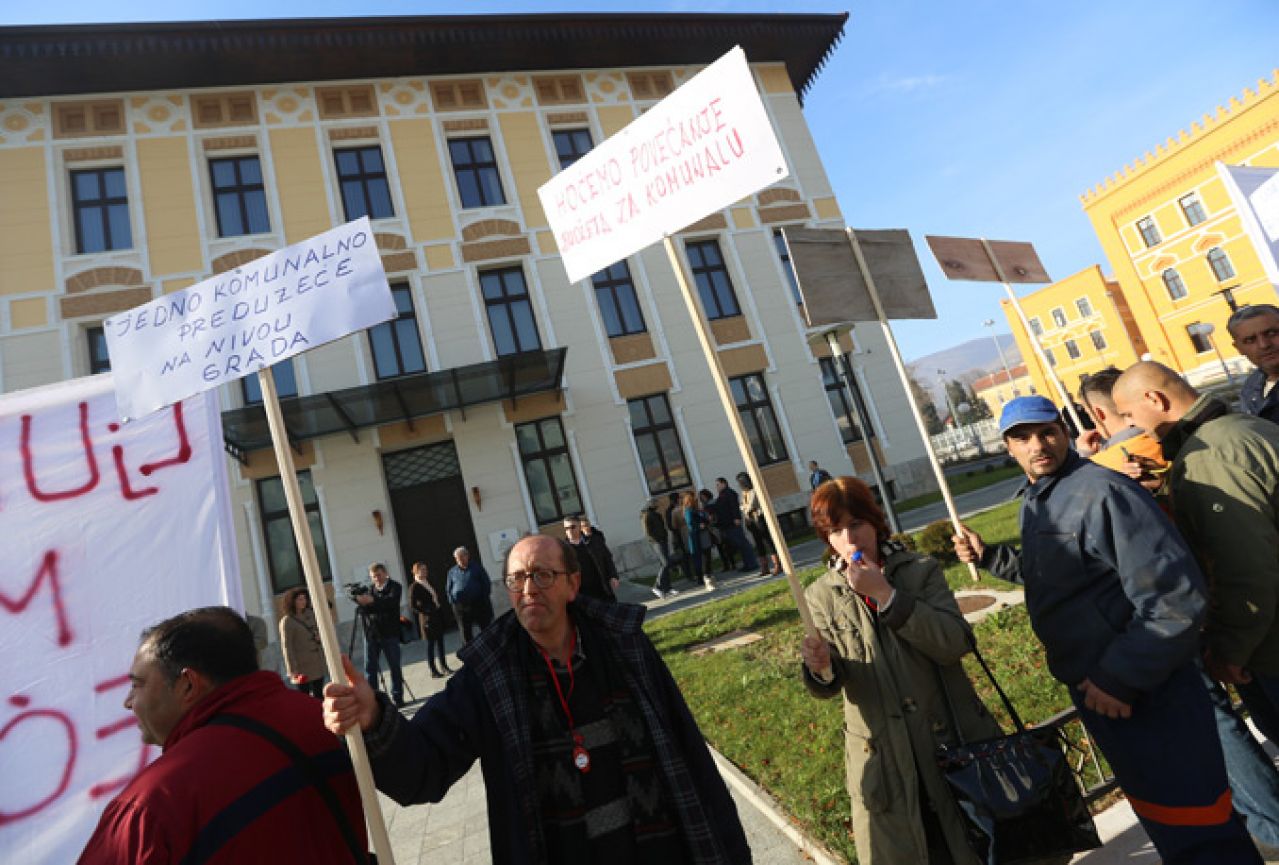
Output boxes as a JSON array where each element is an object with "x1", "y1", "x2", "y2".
[{"x1": 1073, "y1": 663, "x2": 1262, "y2": 864}]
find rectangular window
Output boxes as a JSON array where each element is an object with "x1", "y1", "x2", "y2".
[
  {"x1": 1045, "y1": 348, "x2": 1056, "y2": 367},
  {"x1": 241, "y1": 361, "x2": 298, "y2": 405},
  {"x1": 1137, "y1": 216, "x2": 1161, "y2": 247},
  {"x1": 552, "y1": 128, "x2": 594, "y2": 170},
  {"x1": 448, "y1": 136, "x2": 507, "y2": 208},
  {"x1": 1050, "y1": 307, "x2": 1067, "y2": 328},
  {"x1": 334, "y1": 146, "x2": 394, "y2": 220},
  {"x1": 590, "y1": 261, "x2": 646, "y2": 337},
  {"x1": 481, "y1": 267, "x2": 541, "y2": 356},
  {"x1": 71, "y1": 167, "x2": 132, "y2": 253},
  {"x1": 685, "y1": 239, "x2": 741, "y2": 320},
  {"x1": 1028, "y1": 317, "x2": 1043, "y2": 337},
  {"x1": 87, "y1": 326, "x2": 111, "y2": 374},
  {"x1": 773, "y1": 229, "x2": 802, "y2": 305},
  {"x1": 819, "y1": 357, "x2": 872, "y2": 443},
  {"x1": 369, "y1": 283, "x2": 427, "y2": 379},
  {"x1": 516, "y1": 417, "x2": 583, "y2": 525},
  {"x1": 628, "y1": 394, "x2": 690, "y2": 494},
  {"x1": 209, "y1": 155, "x2": 270, "y2": 237},
  {"x1": 730, "y1": 373, "x2": 788, "y2": 466},
  {"x1": 1065, "y1": 339, "x2": 1081, "y2": 360},
  {"x1": 1188, "y1": 325, "x2": 1213, "y2": 354},
  {"x1": 1163, "y1": 268, "x2": 1188, "y2": 300},
  {"x1": 1075, "y1": 297, "x2": 1093, "y2": 318},
  {"x1": 1180, "y1": 193, "x2": 1207, "y2": 226},
  {"x1": 1090, "y1": 330, "x2": 1107, "y2": 351},
  {"x1": 257, "y1": 470, "x2": 333, "y2": 593}
]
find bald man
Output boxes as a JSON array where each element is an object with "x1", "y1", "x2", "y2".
[
  {"x1": 1115, "y1": 362, "x2": 1279, "y2": 740},
  {"x1": 324, "y1": 534, "x2": 749, "y2": 865}
]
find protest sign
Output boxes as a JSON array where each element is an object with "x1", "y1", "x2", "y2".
[
  {"x1": 104, "y1": 216, "x2": 397, "y2": 420},
  {"x1": 1217, "y1": 161, "x2": 1279, "y2": 287},
  {"x1": 538, "y1": 46, "x2": 789, "y2": 283},
  {"x1": 0, "y1": 375, "x2": 238, "y2": 864}
]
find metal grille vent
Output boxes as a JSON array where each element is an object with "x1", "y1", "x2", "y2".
[{"x1": 384, "y1": 442, "x2": 460, "y2": 490}]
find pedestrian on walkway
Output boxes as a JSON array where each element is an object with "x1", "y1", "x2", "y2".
[
  {"x1": 737, "y1": 471, "x2": 780, "y2": 576},
  {"x1": 699, "y1": 488, "x2": 727, "y2": 575},
  {"x1": 323, "y1": 534, "x2": 751, "y2": 865},
  {"x1": 410, "y1": 561, "x2": 452, "y2": 679},
  {"x1": 665, "y1": 491, "x2": 690, "y2": 581},
  {"x1": 578, "y1": 515, "x2": 621, "y2": 593},
  {"x1": 807, "y1": 459, "x2": 833, "y2": 490},
  {"x1": 446, "y1": 547, "x2": 494, "y2": 644},
  {"x1": 714, "y1": 477, "x2": 760, "y2": 573},
  {"x1": 800, "y1": 476, "x2": 1001, "y2": 865},
  {"x1": 953, "y1": 395, "x2": 1261, "y2": 865},
  {"x1": 640, "y1": 500, "x2": 680, "y2": 599},
  {"x1": 356, "y1": 563, "x2": 406, "y2": 707},
  {"x1": 564, "y1": 517, "x2": 617, "y2": 601},
  {"x1": 684, "y1": 491, "x2": 714, "y2": 590},
  {"x1": 279, "y1": 586, "x2": 326, "y2": 698}
]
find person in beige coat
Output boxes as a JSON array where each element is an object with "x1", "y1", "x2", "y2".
[
  {"x1": 800, "y1": 476, "x2": 1000, "y2": 865},
  {"x1": 279, "y1": 587, "x2": 326, "y2": 698}
]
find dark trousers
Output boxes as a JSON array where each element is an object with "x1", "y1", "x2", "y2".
[
  {"x1": 723, "y1": 524, "x2": 759, "y2": 570},
  {"x1": 1073, "y1": 663, "x2": 1260, "y2": 864},
  {"x1": 426, "y1": 634, "x2": 448, "y2": 672},
  {"x1": 1203, "y1": 669, "x2": 1279, "y2": 848},
  {"x1": 453, "y1": 602, "x2": 493, "y2": 644},
  {"x1": 364, "y1": 634, "x2": 403, "y2": 702}
]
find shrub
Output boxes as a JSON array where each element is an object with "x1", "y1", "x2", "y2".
[
  {"x1": 889, "y1": 531, "x2": 917, "y2": 551},
  {"x1": 984, "y1": 463, "x2": 995, "y2": 473},
  {"x1": 915, "y1": 519, "x2": 957, "y2": 562}
]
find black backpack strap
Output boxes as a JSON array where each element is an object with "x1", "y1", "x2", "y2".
[{"x1": 178, "y1": 713, "x2": 368, "y2": 865}]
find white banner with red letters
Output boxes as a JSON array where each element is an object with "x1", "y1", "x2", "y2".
[
  {"x1": 0, "y1": 374, "x2": 240, "y2": 864},
  {"x1": 538, "y1": 46, "x2": 790, "y2": 283}
]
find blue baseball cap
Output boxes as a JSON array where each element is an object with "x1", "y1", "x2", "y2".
[{"x1": 998, "y1": 395, "x2": 1062, "y2": 436}]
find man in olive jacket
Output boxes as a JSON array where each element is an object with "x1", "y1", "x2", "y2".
[{"x1": 1115, "y1": 362, "x2": 1279, "y2": 743}]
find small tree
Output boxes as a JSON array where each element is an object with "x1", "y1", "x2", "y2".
[{"x1": 908, "y1": 374, "x2": 944, "y2": 435}]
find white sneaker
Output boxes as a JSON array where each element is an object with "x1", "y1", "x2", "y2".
[
  {"x1": 667, "y1": 588, "x2": 680, "y2": 597},
  {"x1": 703, "y1": 578, "x2": 717, "y2": 591},
  {"x1": 651, "y1": 587, "x2": 667, "y2": 600}
]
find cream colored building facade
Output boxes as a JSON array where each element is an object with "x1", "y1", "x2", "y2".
[{"x1": 0, "y1": 14, "x2": 931, "y2": 638}]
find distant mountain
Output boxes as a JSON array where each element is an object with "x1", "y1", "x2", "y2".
[{"x1": 907, "y1": 335, "x2": 1022, "y2": 407}]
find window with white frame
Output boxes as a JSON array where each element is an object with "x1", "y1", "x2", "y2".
[
  {"x1": 627, "y1": 394, "x2": 690, "y2": 494},
  {"x1": 257, "y1": 470, "x2": 333, "y2": 593},
  {"x1": 515, "y1": 417, "x2": 583, "y2": 525},
  {"x1": 1064, "y1": 340, "x2": 1081, "y2": 360},
  {"x1": 1163, "y1": 268, "x2": 1188, "y2": 300},
  {"x1": 1137, "y1": 216, "x2": 1161, "y2": 248},
  {"x1": 368, "y1": 283, "x2": 427, "y2": 379},
  {"x1": 1028, "y1": 317, "x2": 1043, "y2": 336},
  {"x1": 1090, "y1": 330, "x2": 1107, "y2": 351},
  {"x1": 1207, "y1": 247, "x2": 1235, "y2": 282},
  {"x1": 730, "y1": 373, "x2": 788, "y2": 466},
  {"x1": 71, "y1": 167, "x2": 132, "y2": 253},
  {"x1": 1075, "y1": 297, "x2": 1093, "y2": 318},
  {"x1": 1051, "y1": 307, "x2": 1067, "y2": 328},
  {"x1": 1179, "y1": 193, "x2": 1207, "y2": 227}
]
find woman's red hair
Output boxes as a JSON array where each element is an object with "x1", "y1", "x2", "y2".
[{"x1": 809, "y1": 476, "x2": 890, "y2": 548}]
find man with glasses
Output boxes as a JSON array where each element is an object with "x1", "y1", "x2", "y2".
[
  {"x1": 323, "y1": 533, "x2": 750, "y2": 864},
  {"x1": 1229, "y1": 304, "x2": 1279, "y2": 425}
]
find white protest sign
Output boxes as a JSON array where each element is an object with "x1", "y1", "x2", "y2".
[
  {"x1": 105, "y1": 216, "x2": 397, "y2": 420},
  {"x1": 0, "y1": 374, "x2": 239, "y2": 864},
  {"x1": 538, "y1": 46, "x2": 789, "y2": 283},
  {"x1": 1217, "y1": 161, "x2": 1279, "y2": 287}
]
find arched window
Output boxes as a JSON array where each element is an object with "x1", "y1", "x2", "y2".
[
  {"x1": 1207, "y1": 247, "x2": 1235, "y2": 282},
  {"x1": 1162, "y1": 268, "x2": 1187, "y2": 300}
]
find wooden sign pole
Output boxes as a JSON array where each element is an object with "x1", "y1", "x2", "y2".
[
  {"x1": 662, "y1": 237, "x2": 817, "y2": 637},
  {"x1": 257, "y1": 368, "x2": 396, "y2": 865},
  {"x1": 978, "y1": 239, "x2": 1086, "y2": 434},
  {"x1": 844, "y1": 229, "x2": 980, "y2": 581}
]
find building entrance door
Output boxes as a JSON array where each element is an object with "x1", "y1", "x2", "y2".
[{"x1": 383, "y1": 442, "x2": 480, "y2": 631}]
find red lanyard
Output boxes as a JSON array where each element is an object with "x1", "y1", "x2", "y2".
[{"x1": 539, "y1": 631, "x2": 591, "y2": 773}]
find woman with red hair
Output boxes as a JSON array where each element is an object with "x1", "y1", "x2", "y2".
[{"x1": 800, "y1": 476, "x2": 998, "y2": 864}]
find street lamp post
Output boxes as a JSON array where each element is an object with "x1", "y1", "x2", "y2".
[
  {"x1": 984, "y1": 318, "x2": 1018, "y2": 397},
  {"x1": 1187, "y1": 322, "x2": 1237, "y2": 386}
]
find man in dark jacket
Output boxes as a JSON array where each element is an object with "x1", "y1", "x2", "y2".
[
  {"x1": 446, "y1": 547, "x2": 494, "y2": 644},
  {"x1": 712, "y1": 477, "x2": 759, "y2": 572},
  {"x1": 323, "y1": 534, "x2": 751, "y2": 865},
  {"x1": 79, "y1": 607, "x2": 366, "y2": 864},
  {"x1": 1229, "y1": 304, "x2": 1279, "y2": 425},
  {"x1": 641, "y1": 499, "x2": 681, "y2": 599},
  {"x1": 564, "y1": 516, "x2": 617, "y2": 601},
  {"x1": 357, "y1": 562, "x2": 405, "y2": 706},
  {"x1": 953, "y1": 395, "x2": 1260, "y2": 865}
]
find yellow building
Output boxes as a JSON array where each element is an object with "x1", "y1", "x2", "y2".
[
  {"x1": 0, "y1": 14, "x2": 938, "y2": 644},
  {"x1": 1000, "y1": 265, "x2": 1145, "y2": 401},
  {"x1": 972, "y1": 363, "x2": 1035, "y2": 414},
  {"x1": 1080, "y1": 71, "x2": 1279, "y2": 384}
]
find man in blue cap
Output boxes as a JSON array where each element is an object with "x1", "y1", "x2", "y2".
[{"x1": 953, "y1": 395, "x2": 1261, "y2": 864}]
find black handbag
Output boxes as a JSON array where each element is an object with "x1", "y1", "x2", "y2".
[{"x1": 934, "y1": 641, "x2": 1102, "y2": 865}]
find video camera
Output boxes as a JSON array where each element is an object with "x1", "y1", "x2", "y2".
[{"x1": 344, "y1": 582, "x2": 372, "y2": 603}]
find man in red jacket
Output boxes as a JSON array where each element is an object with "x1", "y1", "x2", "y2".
[{"x1": 78, "y1": 606, "x2": 367, "y2": 864}]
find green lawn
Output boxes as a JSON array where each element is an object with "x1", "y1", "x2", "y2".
[
  {"x1": 643, "y1": 499, "x2": 1081, "y2": 863},
  {"x1": 893, "y1": 464, "x2": 1023, "y2": 512}
]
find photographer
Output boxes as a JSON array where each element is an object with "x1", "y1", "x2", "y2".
[{"x1": 355, "y1": 563, "x2": 405, "y2": 707}]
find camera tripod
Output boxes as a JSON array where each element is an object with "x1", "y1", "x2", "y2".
[{"x1": 346, "y1": 609, "x2": 417, "y2": 704}]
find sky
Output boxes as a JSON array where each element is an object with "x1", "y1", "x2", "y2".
[{"x1": 6, "y1": 1, "x2": 1278, "y2": 361}]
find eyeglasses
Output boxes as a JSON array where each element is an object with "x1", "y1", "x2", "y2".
[{"x1": 503, "y1": 569, "x2": 569, "y2": 591}]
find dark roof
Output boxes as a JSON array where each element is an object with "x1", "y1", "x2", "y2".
[
  {"x1": 222, "y1": 347, "x2": 568, "y2": 458},
  {"x1": 0, "y1": 12, "x2": 847, "y2": 102}
]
